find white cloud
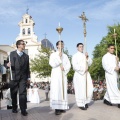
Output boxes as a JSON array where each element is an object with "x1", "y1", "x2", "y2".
[
  {"x1": 0, "y1": 0, "x2": 120, "y2": 24},
  {"x1": 86, "y1": 0, "x2": 120, "y2": 20},
  {"x1": 28, "y1": 0, "x2": 120, "y2": 22}
]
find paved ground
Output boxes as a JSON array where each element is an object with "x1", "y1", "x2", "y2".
[{"x1": 0, "y1": 89, "x2": 120, "y2": 120}]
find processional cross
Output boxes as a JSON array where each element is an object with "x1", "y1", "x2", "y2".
[
  {"x1": 79, "y1": 12, "x2": 88, "y2": 97},
  {"x1": 79, "y1": 12, "x2": 88, "y2": 52}
]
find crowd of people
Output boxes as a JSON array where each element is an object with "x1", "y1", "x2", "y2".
[
  {"x1": 67, "y1": 81, "x2": 107, "y2": 101},
  {"x1": 93, "y1": 80, "x2": 107, "y2": 100}
]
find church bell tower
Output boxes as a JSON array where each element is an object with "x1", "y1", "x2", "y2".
[{"x1": 16, "y1": 10, "x2": 38, "y2": 43}]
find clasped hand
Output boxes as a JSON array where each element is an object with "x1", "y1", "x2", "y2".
[
  {"x1": 60, "y1": 65, "x2": 64, "y2": 71},
  {"x1": 7, "y1": 62, "x2": 11, "y2": 67}
]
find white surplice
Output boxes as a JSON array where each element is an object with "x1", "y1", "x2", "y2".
[
  {"x1": 49, "y1": 51, "x2": 71, "y2": 110},
  {"x1": 102, "y1": 52, "x2": 120, "y2": 103},
  {"x1": 72, "y1": 51, "x2": 93, "y2": 107}
]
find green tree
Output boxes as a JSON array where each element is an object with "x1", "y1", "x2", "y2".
[
  {"x1": 64, "y1": 49, "x2": 74, "y2": 82},
  {"x1": 30, "y1": 45, "x2": 51, "y2": 78}
]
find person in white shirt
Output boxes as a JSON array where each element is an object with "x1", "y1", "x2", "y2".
[
  {"x1": 102, "y1": 44, "x2": 120, "y2": 108},
  {"x1": 72, "y1": 43, "x2": 93, "y2": 110},
  {"x1": 49, "y1": 40, "x2": 71, "y2": 115},
  {"x1": 31, "y1": 85, "x2": 40, "y2": 104},
  {"x1": 6, "y1": 40, "x2": 30, "y2": 116}
]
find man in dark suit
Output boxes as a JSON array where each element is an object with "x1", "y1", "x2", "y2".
[{"x1": 7, "y1": 40, "x2": 30, "y2": 116}]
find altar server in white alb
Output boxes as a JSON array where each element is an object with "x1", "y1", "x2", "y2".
[
  {"x1": 49, "y1": 40, "x2": 71, "y2": 115},
  {"x1": 102, "y1": 44, "x2": 120, "y2": 108},
  {"x1": 72, "y1": 43, "x2": 93, "y2": 110}
]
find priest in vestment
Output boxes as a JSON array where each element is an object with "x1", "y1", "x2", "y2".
[
  {"x1": 72, "y1": 43, "x2": 93, "y2": 110},
  {"x1": 102, "y1": 44, "x2": 120, "y2": 108},
  {"x1": 49, "y1": 41, "x2": 71, "y2": 115}
]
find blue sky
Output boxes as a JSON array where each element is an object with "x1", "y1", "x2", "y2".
[{"x1": 0, "y1": 0, "x2": 120, "y2": 57}]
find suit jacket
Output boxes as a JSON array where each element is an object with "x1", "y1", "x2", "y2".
[{"x1": 6, "y1": 50, "x2": 30, "y2": 81}]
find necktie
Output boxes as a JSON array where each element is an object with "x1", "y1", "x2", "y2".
[{"x1": 19, "y1": 52, "x2": 23, "y2": 57}]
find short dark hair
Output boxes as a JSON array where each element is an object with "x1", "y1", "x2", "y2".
[
  {"x1": 16, "y1": 40, "x2": 24, "y2": 48},
  {"x1": 56, "y1": 40, "x2": 64, "y2": 47},
  {"x1": 108, "y1": 44, "x2": 114, "y2": 48},
  {"x1": 76, "y1": 43, "x2": 83, "y2": 47}
]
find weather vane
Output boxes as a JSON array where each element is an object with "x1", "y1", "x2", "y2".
[{"x1": 26, "y1": 6, "x2": 29, "y2": 14}]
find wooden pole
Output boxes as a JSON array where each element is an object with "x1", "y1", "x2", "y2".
[
  {"x1": 8, "y1": 52, "x2": 13, "y2": 80},
  {"x1": 113, "y1": 29, "x2": 120, "y2": 89},
  {"x1": 56, "y1": 24, "x2": 64, "y2": 100},
  {"x1": 79, "y1": 12, "x2": 88, "y2": 98}
]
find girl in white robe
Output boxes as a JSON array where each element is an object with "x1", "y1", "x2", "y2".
[
  {"x1": 31, "y1": 85, "x2": 40, "y2": 104},
  {"x1": 27, "y1": 87, "x2": 32, "y2": 102}
]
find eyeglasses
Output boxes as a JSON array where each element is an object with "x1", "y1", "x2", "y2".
[{"x1": 20, "y1": 43, "x2": 26, "y2": 45}]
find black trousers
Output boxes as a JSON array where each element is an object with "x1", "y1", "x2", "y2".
[
  {"x1": 0, "y1": 90, "x2": 3, "y2": 100},
  {"x1": 10, "y1": 78, "x2": 27, "y2": 111}
]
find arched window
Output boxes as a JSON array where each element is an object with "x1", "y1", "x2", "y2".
[
  {"x1": 26, "y1": 19, "x2": 28, "y2": 23},
  {"x1": 28, "y1": 28, "x2": 31, "y2": 35},
  {"x1": 22, "y1": 29, "x2": 25, "y2": 35}
]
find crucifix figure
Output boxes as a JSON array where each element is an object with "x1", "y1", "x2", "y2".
[{"x1": 79, "y1": 12, "x2": 88, "y2": 52}]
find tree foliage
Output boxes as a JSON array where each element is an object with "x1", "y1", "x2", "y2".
[
  {"x1": 89, "y1": 23, "x2": 120, "y2": 80},
  {"x1": 64, "y1": 49, "x2": 74, "y2": 82},
  {"x1": 30, "y1": 45, "x2": 51, "y2": 78}
]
